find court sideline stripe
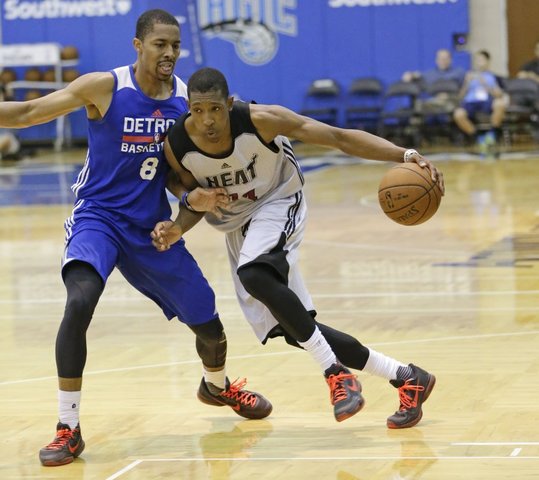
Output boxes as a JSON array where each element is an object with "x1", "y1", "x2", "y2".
[
  {"x1": 4, "y1": 304, "x2": 539, "y2": 321},
  {"x1": 2, "y1": 329, "x2": 538, "y2": 387},
  {"x1": 2, "y1": 289, "x2": 539, "y2": 304}
]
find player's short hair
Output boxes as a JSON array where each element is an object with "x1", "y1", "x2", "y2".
[
  {"x1": 188, "y1": 68, "x2": 230, "y2": 100},
  {"x1": 136, "y1": 9, "x2": 179, "y2": 41}
]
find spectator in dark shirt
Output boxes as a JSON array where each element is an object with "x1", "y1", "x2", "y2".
[
  {"x1": 517, "y1": 41, "x2": 539, "y2": 84},
  {"x1": 402, "y1": 49, "x2": 465, "y2": 88}
]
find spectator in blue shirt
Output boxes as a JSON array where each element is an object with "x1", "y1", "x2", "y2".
[{"x1": 453, "y1": 50, "x2": 506, "y2": 149}]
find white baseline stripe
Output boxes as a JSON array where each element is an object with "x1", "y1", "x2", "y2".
[
  {"x1": 2, "y1": 330, "x2": 538, "y2": 387},
  {"x1": 4, "y1": 305, "x2": 539, "y2": 321},
  {"x1": 2, "y1": 289, "x2": 539, "y2": 305},
  {"x1": 0, "y1": 351, "x2": 297, "y2": 386},
  {"x1": 316, "y1": 306, "x2": 539, "y2": 314},
  {"x1": 372, "y1": 330, "x2": 539, "y2": 346},
  {"x1": 106, "y1": 460, "x2": 142, "y2": 480}
]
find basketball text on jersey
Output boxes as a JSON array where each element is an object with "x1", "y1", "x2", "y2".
[{"x1": 120, "y1": 116, "x2": 176, "y2": 153}]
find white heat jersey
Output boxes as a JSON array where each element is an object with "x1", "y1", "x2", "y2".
[{"x1": 167, "y1": 101, "x2": 304, "y2": 232}]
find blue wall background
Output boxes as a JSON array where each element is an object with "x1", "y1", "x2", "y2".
[{"x1": 1, "y1": 0, "x2": 469, "y2": 141}]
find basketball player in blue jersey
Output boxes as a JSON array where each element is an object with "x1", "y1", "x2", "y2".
[
  {"x1": 0, "y1": 12, "x2": 271, "y2": 467},
  {"x1": 152, "y1": 67, "x2": 445, "y2": 428}
]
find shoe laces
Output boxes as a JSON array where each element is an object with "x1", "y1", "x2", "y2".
[
  {"x1": 220, "y1": 378, "x2": 257, "y2": 407},
  {"x1": 326, "y1": 372, "x2": 357, "y2": 405},
  {"x1": 45, "y1": 427, "x2": 74, "y2": 449},
  {"x1": 397, "y1": 379, "x2": 424, "y2": 410}
]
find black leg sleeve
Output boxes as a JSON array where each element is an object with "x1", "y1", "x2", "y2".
[
  {"x1": 316, "y1": 322, "x2": 370, "y2": 370},
  {"x1": 56, "y1": 261, "x2": 104, "y2": 378},
  {"x1": 279, "y1": 321, "x2": 370, "y2": 371},
  {"x1": 237, "y1": 263, "x2": 316, "y2": 343},
  {"x1": 189, "y1": 317, "x2": 227, "y2": 369}
]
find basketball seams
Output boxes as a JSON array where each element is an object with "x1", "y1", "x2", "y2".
[
  {"x1": 410, "y1": 190, "x2": 432, "y2": 225},
  {"x1": 378, "y1": 186, "x2": 429, "y2": 213}
]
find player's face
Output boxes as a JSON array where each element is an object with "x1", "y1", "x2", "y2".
[
  {"x1": 137, "y1": 23, "x2": 181, "y2": 81},
  {"x1": 189, "y1": 91, "x2": 234, "y2": 143}
]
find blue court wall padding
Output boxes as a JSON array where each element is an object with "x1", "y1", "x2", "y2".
[
  {"x1": 1, "y1": 0, "x2": 469, "y2": 138},
  {"x1": 196, "y1": 0, "x2": 470, "y2": 123}
]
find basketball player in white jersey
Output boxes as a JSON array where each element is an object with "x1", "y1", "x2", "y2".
[
  {"x1": 152, "y1": 67, "x2": 445, "y2": 428},
  {"x1": 0, "y1": 12, "x2": 271, "y2": 467}
]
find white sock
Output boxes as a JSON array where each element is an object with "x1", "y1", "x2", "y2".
[
  {"x1": 203, "y1": 366, "x2": 226, "y2": 391},
  {"x1": 363, "y1": 348, "x2": 407, "y2": 380},
  {"x1": 298, "y1": 326, "x2": 338, "y2": 371},
  {"x1": 58, "y1": 390, "x2": 81, "y2": 429}
]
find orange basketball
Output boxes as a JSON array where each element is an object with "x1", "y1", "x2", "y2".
[
  {"x1": 24, "y1": 67, "x2": 42, "y2": 82},
  {"x1": 60, "y1": 45, "x2": 79, "y2": 60},
  {"x1": 42, "y1": 68, "x2": 56, "y2": 82},
  {"x1": 378, "y1": 163, "x2": 442, "y2": 226},
  {"x1": 62, "y1": 69, "x2": 80, "y2": 83},
  {"x1": 0, "y1": 68, "x2": 17, "y2": 84},
  {"x1": 24, "y1": 90, "x2": 42, "y2": 101}
]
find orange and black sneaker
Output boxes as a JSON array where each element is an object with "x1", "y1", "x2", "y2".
[
  {"x1": 197, "y1": 377, "x2": 273, "y2": 420},
  {"x1": 324, "y1": 363, "x2": 364, "y2": 422},
  {"x1": 39, "y1": 422, "x2": 85, "y2": 466},
  {"x1": 387, "y1": 364, "x2": 436, "y2": 429}
]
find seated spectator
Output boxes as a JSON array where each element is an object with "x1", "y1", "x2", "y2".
[
  {"x1": 453, "y1": 50, "x2": 506, "y2": 153},
  {"x1": 517, "y1": 40, "x2": 539, "y2": 84},
  {"x1": 0, "y1": 82, "x2": 21, "y2": 160},
  {"x1": 403, "y1": 49, "x2": 465, "y2": 118},
  {"x1": 402, "y1": 49, "x2": 465, "y2": 88}
]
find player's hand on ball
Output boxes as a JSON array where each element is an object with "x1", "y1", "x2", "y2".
[
  {"x1": 151, "y1": 220, "x2": 183, "y2": 252},
  {"x1": 188, "y1": 187, "x2": 230, "y2": 214},
  {"x1": 405, "y1": 151, "x2": 445, "y2": 195}
]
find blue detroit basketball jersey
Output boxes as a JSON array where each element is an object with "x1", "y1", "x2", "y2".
[
  {"x1": 71, "y1": 65, "x2": 188, "y2": 228},
  {"x1": 62, "y1": 66, "x2": 218, "y2": 325}
]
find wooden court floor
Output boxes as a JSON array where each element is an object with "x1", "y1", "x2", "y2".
[{"x1": 1, "y1": 147, "x2": 539, "y2": 479}]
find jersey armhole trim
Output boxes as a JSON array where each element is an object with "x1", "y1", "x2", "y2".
[{"x1": 243, "y1": 102, "x2": 280, "y2": 154}]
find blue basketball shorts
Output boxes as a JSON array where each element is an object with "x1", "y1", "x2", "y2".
[
  {"x1": 463, "y1": 100, "x2": 493, "y2": 119},
  {"x1": 62, "y1": 208, "x2": 218, "y2": 326}
]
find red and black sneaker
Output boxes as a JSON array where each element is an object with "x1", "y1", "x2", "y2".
[
  {"x1": 324, "y1": 363, "x2": 365, "y2": 422},
  {"x1": 39, "y1": 422, "x2": 85, "y2": 466},
  {"x1": 387, "y1": 364, "x2": 436, "y2": 429},
  {"x1": 197, "y1": 377, "x2": 273, "y2": 420}
]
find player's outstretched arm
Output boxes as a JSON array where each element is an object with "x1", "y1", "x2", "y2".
[
  {"x1": 251, "y1": 103, "x2": 444, "y2": 194},
  {"x1": 0, "y1": 72, "x2": 113, "y2": 128}
]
